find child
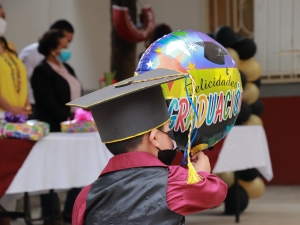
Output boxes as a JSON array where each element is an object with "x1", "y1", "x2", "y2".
[{"x1": 69, "y1": 69, "x2": 227, "y2": 225}]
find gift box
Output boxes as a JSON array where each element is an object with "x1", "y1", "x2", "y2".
[
  {"x1": 0, "y1": 121, "x2": 50, "y2": 141},
  {"x1": 26, "y1": 120, "x2": 50, "y2": 137},
  {"x1": 61, "y1": 120, "x2": 97, "y2": 133},
  {"x1": 60, "y1": 108, "x2": 97, "y2": 133}
]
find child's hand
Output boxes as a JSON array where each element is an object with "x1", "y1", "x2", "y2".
[{"x1": 191, "y1": 151, "x2": 211, "y2": 173}]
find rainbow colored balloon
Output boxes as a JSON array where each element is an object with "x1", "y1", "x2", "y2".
[{"x1": 136, "y1": 30, "x2": 242, "y2": 150}]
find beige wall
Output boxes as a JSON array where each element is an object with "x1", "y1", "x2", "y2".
[{"x1": 2, "y1": 0, "x2": 209, "y2": 90}]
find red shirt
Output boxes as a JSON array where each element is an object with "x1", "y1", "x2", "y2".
[{"x1": 72, "y1": 152, "x2": 227, "y2": 225}]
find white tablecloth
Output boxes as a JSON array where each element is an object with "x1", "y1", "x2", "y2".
[
  {"x1": 5, "y1": 132, "x2": 113, "y2": 195},
  {"x1": 213, "y1": 125, "x2": 273, "y2": 181},
  {"x1": 3, "y1": 125, "x2": 272, "y2": 197}
]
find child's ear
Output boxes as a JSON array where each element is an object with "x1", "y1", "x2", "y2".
[{"x1": 149, "y1": 129, "x2": 159, "y2": 148}]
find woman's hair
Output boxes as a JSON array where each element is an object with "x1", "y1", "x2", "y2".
[
  {"x1": 0, "y1": 3, "x2": 4, "y2": 19},
  {"x1": 0, "y1": 36, "x2": 17, "y2": 56},
  {"x1": 0, "y1": 4, "x2": 15, "y2": 55},
  {"x1": 145, "y1": 23, "x2": 172, "y2": 48},
  {"x1": 50, "y1": 20, "x2": 74, "y2": 33},
  {"x1": 151, "y1": 24, "x2": 172, "y2": 43},
  {"x1": 38, "y1": 29, "x2": 65, "y2": 56}
]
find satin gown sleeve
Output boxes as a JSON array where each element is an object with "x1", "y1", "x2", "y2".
[{"x1": 166, "y1": 166, "x2": 228, "y2": 216}]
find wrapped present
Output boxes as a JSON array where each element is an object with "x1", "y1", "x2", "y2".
[
  {"x1": 0, "y1": 112, "x2": 50, "y2": 141},
  {"x1": 0, "y1": 121, "x2": 5, "y2": 139},
  {"x1": 0, "y1": 121, "x2": 50, "y2": 141},
  {"x1": 26, "y1": 120, "x2": 50, "y2": 137},
  {"x1": 61, "y1": 120, "x2": 97, "y2": 133},
  {"x1": 60, "y1": 108, "x2": 97, "y2": 133}
]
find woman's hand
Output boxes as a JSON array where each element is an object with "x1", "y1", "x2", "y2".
[
  {"x1": 11, "y1": 106, "x2": 31, "y2": 117},
  {"x1": 0, "y1": 95, "x2": 31, "y2": 117}
]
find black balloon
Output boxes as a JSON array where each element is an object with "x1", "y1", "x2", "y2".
[
  {"x1": 233, "y1": 37, "x2": 257, "y2": 60},
  {"x1": 239, "y1": 168, "x2": 260, "y2": 181},
  {"x1": 250, "y1": 99, "x2": 264, "y2": 116},
  {"x1": 235, "y1": 101, "x2": 252, "y2": 125},
  {"x1": 239, "y1": 70, "x2": 247, "y2": 88},
  {"x1": 206, "y1": 32, "x2": 214, "y2": 39},
  {"x1": 225, "y1": 185, "x2": 249, "y2": 215},
  {"x1": 214, "y1": 25, "x2": 237, "y2": 47},
  {"x1": 253, "y1": 78, "x2": 261, "y2": 88}
]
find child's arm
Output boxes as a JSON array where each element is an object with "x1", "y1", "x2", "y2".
[
  {"x1": 72, "y1": 185, "x2": 91, "y2": 225},
  {"x1": 166, "y1": 158, "x2": 228, "y2": 216}
]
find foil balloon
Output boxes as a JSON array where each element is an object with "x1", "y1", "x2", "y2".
[{"x1": 136, "y1": 30, "x2": 242, "y2": 151}]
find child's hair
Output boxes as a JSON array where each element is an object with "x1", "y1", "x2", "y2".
[
  {"x1": 105, "y1": 124, "x2": 166, "y2": 155},
  {"x1": 105, "y1": 135, "x2": 144, "y2": 155}
]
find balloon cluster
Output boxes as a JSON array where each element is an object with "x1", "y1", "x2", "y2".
[
  {"x1": 216, "y1": 169, "x2": 265, "y2": 214},
  {"x1": 210, "y1": 25, "x2": 265, "y2": 214},
  {"x1": 209, "y1": 25, "x2": 264, "y2": 126}
]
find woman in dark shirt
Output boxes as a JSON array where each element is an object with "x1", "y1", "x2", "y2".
[
  {"x1": 31, "y1": 29, "x2": 82, "y2": 224},
  {"x1": 31, "y1": 29, "x2": 81, "y2": 131}
]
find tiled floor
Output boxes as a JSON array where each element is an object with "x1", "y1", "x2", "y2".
[
  {"x1": 186, "y1": 186, "x2": 300, "y2": 225},
  {"x1": 11, "y1": 186, "x2": 300, "y2": 225}
]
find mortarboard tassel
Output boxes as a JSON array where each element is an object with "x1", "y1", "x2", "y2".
[
  {"x1": 186, "y1": 126, "x2": 203, "y2": 184},
  {"x1": 185, "y1": 74, "x2": 203, "y2": 184}
]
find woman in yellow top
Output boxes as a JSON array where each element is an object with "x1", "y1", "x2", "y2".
[
  {"x1": 0, "y1": 5, "x2": 31, "y2": 225},
  {"x1": 0, "y1": 4, "x2": 31, "y2": 117}
]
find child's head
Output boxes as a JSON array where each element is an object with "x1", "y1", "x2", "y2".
[
  {"x1": 67, "y1": 69, "x2": 184, "y2": 164},
  {"x1": 105, "y1": 135, "x2": 144, "y2": 155},
  {"x1": 106, "y1": 121, "x2": 174, "y2": 154},
  {"x1": 105, "y1": 120, "x2": 176, "y2": 164}
]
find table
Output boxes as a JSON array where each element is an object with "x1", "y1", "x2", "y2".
[
  {"x1": 2, "y1": 126, "x2": 272, "y2": 196},
  {"x1": 213, "y1": 125, "x2": 273, "y2": 181},
  {"x1": 4, "y1": 132, "x2": 112, "y2": 196},
  {"x1": 212, "y1": 125, "x2": 272, "y2": 223},
  {"x1": 1, "y1": 126, "x2": 272, "y2": 224},
  {"x1": 1, "y1": 132, "x2": 113, "y2": 225},
  {"x1": 0, "y1": 139, "x2": 35, "y2": 198}
]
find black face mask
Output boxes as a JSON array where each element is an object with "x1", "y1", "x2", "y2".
[
  {"x1": 157, "y1": 130, "x2": 178, "y2": 165},
  {"x1": 157, "y1": 149, "x2": 177, "y2": 165}
]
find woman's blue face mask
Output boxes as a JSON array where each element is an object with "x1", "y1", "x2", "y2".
[{"x1": 58, "y1": 49, "x2": 71, "y2": 62}]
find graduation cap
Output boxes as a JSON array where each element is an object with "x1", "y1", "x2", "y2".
[
  {"x1": 68, "y1": 68, "x2": 203, "y2": 185},
  {"x1": 67, "y1": 68, "x2": 186, "y2": 144}
]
